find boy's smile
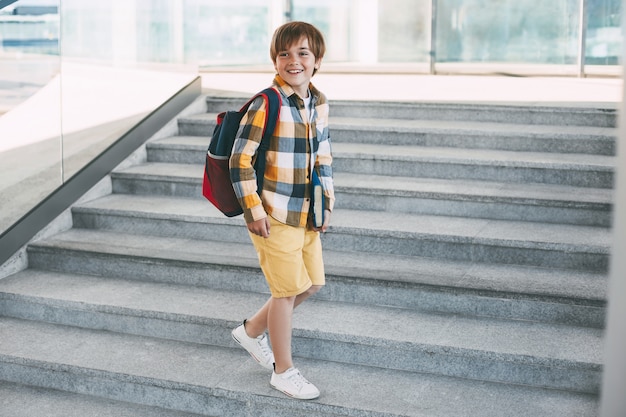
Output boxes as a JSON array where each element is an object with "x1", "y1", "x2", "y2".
[{"x1": 274, "y1": 36, "x2": 321, "y2": 98}]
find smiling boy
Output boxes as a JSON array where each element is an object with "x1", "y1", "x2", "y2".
[{"x1": 229, "y1": 22, "x2": 334, "y2": 400}]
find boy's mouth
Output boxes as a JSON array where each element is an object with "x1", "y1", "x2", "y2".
[{"x1": 287, "y1": 69, "x2": 303, "y2": 74}]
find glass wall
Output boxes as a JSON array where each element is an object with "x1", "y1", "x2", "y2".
[
  {"x1": 0, "y1": 0, "x2": 196, "y2": 236},
  {"x1": 436, "y1": 0, "x2": 580, "y2": 64},
  {"x1": 434, "y1": 0, "x2": 620, "y2": 72},
  {"x1": 0, "y1": 0, "x2": 62, "y2": 233},
  {"x1": 378, "y1": 0, "x2": 431, "y2": 64},
  {"x1": 190, "y1": 0, "x2": 621, "y2": 74},
  {"x1": 587, "y1": 0, "x2": 621, "y2": 65}
]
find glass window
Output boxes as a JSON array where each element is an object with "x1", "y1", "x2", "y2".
[
  {"x1": 292, "y1": 0, "x2": 351, "y2": 62},
  {"x1": 586, "y1": 0, "x2": 622, "y2": 65},
  {"x1": 378, "y1": 0, "x2": 430, "y2": 63},
  {"x1": 185, "y1": 0, "x2": 272, "y2": 66},
  {"x1": 436, "y1": 0, "x2": 580, "y2": 64},
  {"x1": 61, "y1": 1, "x2": 113, "y2": 59}
]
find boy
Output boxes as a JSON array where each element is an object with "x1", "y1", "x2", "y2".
[{"x1": 229, "y1": 21, "x2": 334, "y2": 400}]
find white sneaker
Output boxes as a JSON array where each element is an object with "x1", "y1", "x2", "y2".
[
  {"x1": 231, "y1": 321, "x2": 274, "y2": 370},
  {"x1": 270, "y1": 367, "x2": 320, "y2": 400}
]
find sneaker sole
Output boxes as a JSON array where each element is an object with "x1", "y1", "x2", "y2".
[{"x1": 270, "y1": 382, "x2": 320, "y2": 400}]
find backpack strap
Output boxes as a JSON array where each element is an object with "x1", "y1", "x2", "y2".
[{"x1": 251, "y1": 87, "x2": 281, "y2": 193}]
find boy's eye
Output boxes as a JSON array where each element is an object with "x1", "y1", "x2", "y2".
[{"x1": 279, "y1": 52, "x2": 289, "y2": 57}]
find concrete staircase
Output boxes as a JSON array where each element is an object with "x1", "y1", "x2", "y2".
[{"x1": 0, "y1": 94, "x2": 615, "y2": 416}]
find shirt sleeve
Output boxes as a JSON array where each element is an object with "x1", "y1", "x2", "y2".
[
  {"x1": 314, "y1": 102, "x2": 335, "y2": 213},
  {"x1": 229, "y1": 97, "x2": 268, "y2": 223},
  {"x1": 316, "y1": 144, "x2": 335, "y2": 213}
]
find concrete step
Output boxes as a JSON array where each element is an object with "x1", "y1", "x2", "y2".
[
  {"x1": 112, "y1": 161, "x2": 613, "y2": 227},
  {"x1": 146, "y1": 136, "x2": 208, "y2": 165},
  {"x1": 204, "y1": 96, "x2": 617, "y2": 128},
  {"x1": 330, "y1": 117, "x2": 616, "y2": 155},
  {"x1": 0, "y1": 317, "x2": 598, "y2": 417},
  {"x1": 330, "y1": 142, "x2": 614, "y2": 189},
  {"x1": 0, "y1": 274, "x2": 603, "y2": 393},
  {"x1": 179, "y1": 112, "x2": 616, "y2": 155},
  {"x1": 0, "y1": 381, "x2": 204, "y2": 417},
  {"x1": 24, "y1": 228, "x2": 606, "y2": 327},
  {"x1": 68, "y1": 194, "x2": 611, "y2": 272},
  {"x1": 146, "y1": 134, "x2": 616, "y2": 189}
]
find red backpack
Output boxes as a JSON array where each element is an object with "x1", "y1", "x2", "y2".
[{"x1": 202, "y1": 88, "x2": 281, "y2": 217}]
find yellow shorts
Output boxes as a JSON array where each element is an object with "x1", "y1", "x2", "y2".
[{"x1": 249, "y1": 216, "x2": 325, "y2": 298}]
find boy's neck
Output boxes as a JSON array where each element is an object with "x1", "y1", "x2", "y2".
[{"x1": 294, "y1": 87, "x2": 309, "y2": 99}]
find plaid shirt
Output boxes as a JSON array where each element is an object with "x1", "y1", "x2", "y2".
[{"x1": 230, "y1": 75, "x2": 334, "y2": 227}]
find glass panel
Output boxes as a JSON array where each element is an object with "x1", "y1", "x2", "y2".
[
  {"x1": 292, "y1": 0, "x2": 352, "y2": 62},
  {"x1": 0, "y1": 0, "x2": 62, "y2": 233},
  {"x1": 185, "y1": 0, "x2": 272, "y2": 66},
  {"x1": 436, "y1": 0, "x2": 580, "y2": 64},
  {"x1": 378, "y1": 0, "x2": 430, "y2": 63},
  {"x1": 0, "y1": 0, "x2": 197, "y2": 238},
  {"x1": 59, "y1": 0, "x2": 197, "y2": 182},
  {"x1": 586, "y1": 0, "x2": 622, "y2": 65}
]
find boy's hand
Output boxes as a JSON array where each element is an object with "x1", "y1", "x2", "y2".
[
  {"x1": 248, "y1": 217, "x2": 271, "y2": 238},
  {"x1": 312, "y1": 210, "x2": 331, "y2": 233}
]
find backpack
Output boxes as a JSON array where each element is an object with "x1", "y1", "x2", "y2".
[{"x1": 202, "y1": 88, "x2": 281, "y2": 217}]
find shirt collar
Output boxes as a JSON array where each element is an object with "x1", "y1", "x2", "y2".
[{"x1": 273, "y1": 74, "x2": 320, "y2": 106}]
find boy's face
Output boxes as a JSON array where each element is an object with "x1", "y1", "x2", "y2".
[{"x1": 274, "y1": 36, "x2": 321, "y2": 98}]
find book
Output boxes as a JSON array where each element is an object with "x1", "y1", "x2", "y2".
[{"x1": 311, "y1": 170, "x2": 325, "y2": 228}]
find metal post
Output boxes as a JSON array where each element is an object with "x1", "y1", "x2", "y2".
[
  {"x1": 430, "y1": 0, "x2": 437, "y2": 74},
  {"x1": 599, "y1": 5, "x2": 626, "y2": 415},
  {"x1": 284, "y1": 0, "x2": 293, "y2": 22},
  {"x1": 599, "y1": 49, "x2": 626, "y2": 417},
  {"x1": 577, "y1": 0, "x2": 587, "y2": 77}
]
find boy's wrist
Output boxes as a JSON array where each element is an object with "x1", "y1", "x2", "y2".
[{"x1": 244, "y1": 204, "x2": 267, "y2": 224}]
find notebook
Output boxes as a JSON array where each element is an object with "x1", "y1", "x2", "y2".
[{"x1": 311, "y1": 170, "x2": 325, "y2": 228}]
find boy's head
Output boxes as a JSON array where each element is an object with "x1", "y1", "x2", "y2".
[{"x1": 270, "y1": 21, "x2": 326, "y2": 76}]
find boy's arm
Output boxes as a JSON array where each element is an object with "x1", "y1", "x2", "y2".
[{"x1": 229, "y1": 98, "x2": 268, "y2": 224}]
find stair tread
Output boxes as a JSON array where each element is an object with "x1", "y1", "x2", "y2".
[
  {"x1": 332, "y1": 142, "x2": 614, "y2": 169},
  {"x1": 73, "y1": 194, "x2": 612, "y2": 251},
  {"x1": 29, "y1": 228, "x2": 607, "y2": 302},
  {"x1": 0, "y1": 317, "x2": 597, "y2": 417},
  {"x1": 150, "y1": 135, "x2": 614, "y2": 168},
  {"x1": 115, "y1": 161, "x2": 613, "y2": 206},
  {"x1": 185, "y1": 111, "x2": 615, "y2": 137},
  {"x1": 0, "y1": 381, "x2": 203, "y2": 417},
  {"x1": 0, "y1": 274, "x2": 603, "y2": 366},
  {"x1": 329, "y1": 116, "x2": 616, "y2": 137}
]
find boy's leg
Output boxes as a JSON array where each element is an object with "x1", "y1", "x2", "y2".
[
  {"x1": 232, "y1": 285, "x2": 323, "y2": 371},
  {"x1": 267, "y1": 295, "x2": 296, "y2": 373},
  {"x1": 244, "y1": 285, "x2": 322, "y2": 338},
  {"x1": 267, "y1": 291, "x2": 320, "y2": 400}
]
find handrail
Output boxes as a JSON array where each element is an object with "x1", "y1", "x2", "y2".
[
  {"x1": 0, "y1": 0, "x2": 18, "y2": 11},
  {"x1": 0, "y1": 75, "x2": 202, "y2": 267}
]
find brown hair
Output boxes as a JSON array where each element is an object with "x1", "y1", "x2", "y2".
[{"x1": 270, "y1": 21, "x2": 326, "y2": 74}]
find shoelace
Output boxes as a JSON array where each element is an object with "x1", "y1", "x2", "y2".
[
  {"x1": 284, "y1": 368, "x2": 307, "y2": 390},
  {"x1": 256, "y1": 334, "x2": 273, "y2": 358}
]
